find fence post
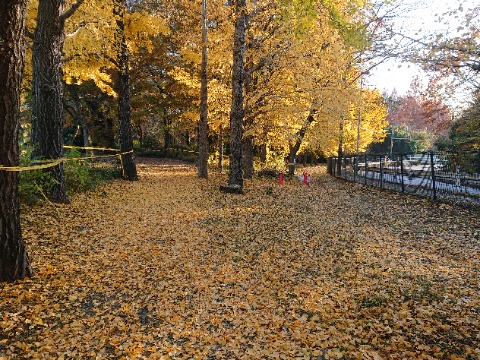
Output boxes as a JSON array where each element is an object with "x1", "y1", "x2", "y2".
[
  {"x1": 380, "y1": 156, "x2": 384, "y2": 189},
  {"x1": 353, "y1": 156, "x2": 356, "y2": 182},
  {"x1": 430, "y1": 151, "x2": 437, "y2": 200},
  {"x1": 364, "y1": 154, "x2": 367, "y2": 185},
  {"x1": 400, "y1": 154, "x2": 405, "y2": 193}
]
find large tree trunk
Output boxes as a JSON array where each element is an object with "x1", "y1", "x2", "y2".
[
  {"x1": 242, "y1": 136, "x2": 254, "y2": 178},
  {"x1": 31, "y1": 0, "x2": 71, "y2": 203},
  {"x1": 198, "y1": 0, "x2": 209, "y2": 178},
  {"x1": 288, "y1": 110, "x2": 315, "y2": 176},
  {"x1": 115, "y1": 0, "x2": 137, "y2": 181},
  {"x1": 225, "y1": 0, "x2": 247, "y2": 192},
  {"x1": 0, "y1": 0, "x2": 33, "y2": 282},
  {"x1": 242, "y1": 31, "x2": 254, "y2": 180}
]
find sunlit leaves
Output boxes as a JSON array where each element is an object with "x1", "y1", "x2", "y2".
[{"x1": 1, "y1": 159, "x2": 479, "y2": 358}]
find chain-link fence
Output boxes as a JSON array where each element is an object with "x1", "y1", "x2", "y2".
[{"x1": 327, "y1": 151, "x2": 480, "y2": 207}]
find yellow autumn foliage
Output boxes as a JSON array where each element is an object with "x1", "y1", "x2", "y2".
[{"x1": 2, "y1": 159, "x2": 479, "y2": 358}]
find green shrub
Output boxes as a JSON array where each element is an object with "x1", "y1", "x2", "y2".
[
  {"x1": 141, "y1": 134, "x2": 162, "y2": 150},
  {"x1": 18, "y1": 147, "x2": 56, "y2": 205},
  {"x1": 18, "y1": 146, "x2": 121, "y2": 206},
  {"x1": 64, "y1": 149, "x2": 121, "y2": 193}
]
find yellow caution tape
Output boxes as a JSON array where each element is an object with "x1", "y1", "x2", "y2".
[
  {"x1": 64, "y1": 145, "x2": 121, "y2": 152},
  {"x1": 0, "y1": 159, "x2": 64, "y2": 172},
  {"x1": 65, "y1": 150, "x2": 133, "y2": 162},
  {"x1": 0, "y1": 147, "x2": 134, "y2": 172}
]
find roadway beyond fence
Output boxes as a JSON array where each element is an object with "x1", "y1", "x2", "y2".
[{"x1": 328, "y1": 151, "x2": 480, "y2": 207}]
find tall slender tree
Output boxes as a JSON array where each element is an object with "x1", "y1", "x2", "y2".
[
  {"x1": 31, "y1": 0, "x2": 85, "y2": 203},
  {"x1": 223, "y1": 0, "x2": 247, "y2": 193},
  {"x1": 114, "y1": 0, "x2": 138, "y2": 181},
  {"x1": 0, "y1": 0, "x2": 33, "y2": 282},
  {"x1": 198, "y1": 0, "x2": 209, "y2": 178}
]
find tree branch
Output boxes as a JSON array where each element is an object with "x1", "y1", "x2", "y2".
[
  {"x1": 66, "y1": 21, "x2": 87, "y2": 37},
  {"x1": 60, "y1": 0, "x2": 86, "y2": 22}
]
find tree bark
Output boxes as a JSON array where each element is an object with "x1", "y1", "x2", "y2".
[
  {"x1": 226, "y1": 0, "x2": 247, "y2": 190},
  {"x1": 259, "y1": 143, "x2": 268, "y2": 164},
  {"x1": 242, "y1": 136, "x2": 254, "y2": 178},
  {"x1": 198, "y1": 0, "x2": 209, "y2": 178},
  {"x1": 288, "y1": 110, "x2": 315, "y2": 176},
  {"x1": 163, "y1": 108, "x2": 172, "y2": 150},
  {"x1": 0, "y1": 0, "x2": 33, "y2": 282},
  {"x1": 31, "y1": 0, "x2": 70, "y2": 203},
  {"x1": 115, "y1": 0, "x2": 137, "y2": 181},
  {"x1": 242, "y1": 31, "x2": 254, "y2": 180}
]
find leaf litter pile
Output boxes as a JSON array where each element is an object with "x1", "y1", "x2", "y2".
[{"x1": 1, "y1": 158, "x2": 479, "y2": 359}]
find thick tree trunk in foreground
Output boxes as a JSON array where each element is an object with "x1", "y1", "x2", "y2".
[
  {"x1": 115, "y1": 0, "x2": 137, "y2": 181},
  {"x1": 224, "y1": 0, "x2": 247, "y2": 192},
  {"x1": 198, "y1": 0, "x2": 209, "y2": 178},
  {"x1": 31, "y1": 0, "x2": 70, "y2": 203},
  {"x1": 0, "y1": 0, "x2": 33, "y2": 282},
  {"x1": 288, "y1": 110, "x2": 315, "y2": 176}
]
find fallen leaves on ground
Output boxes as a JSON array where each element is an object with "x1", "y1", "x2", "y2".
[{"x1": 1, "y1": 157, "x2": 479, "y2": 359}]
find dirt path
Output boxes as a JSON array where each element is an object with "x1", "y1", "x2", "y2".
[{"x1": 1, "y1": 158, "x2": 479, "y2": 359}]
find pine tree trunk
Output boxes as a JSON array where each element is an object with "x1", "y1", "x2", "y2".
[
  {"x1": 0, "y1": 0, "x2": 33, "y2": 282},
  {"x1": 198, "y1": 0, "x2": 209, "y2": 178},
  {"x1": 115, "y1": 0, "x2": 137, "y2": 181},
  {"x1": 226, "y1": 0, "x2": 247, "y2": 191},
  {"x1": 31, "y1": 0, "x2": 69, "y2": 203}
]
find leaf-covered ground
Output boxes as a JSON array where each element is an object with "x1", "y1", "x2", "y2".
[{"x1": 1, "y1": 158, "x2": 479, "y2": 359}]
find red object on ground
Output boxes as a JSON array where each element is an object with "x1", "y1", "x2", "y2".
[
  {"x1": 303, "y1": 171, "x2": 310, "y2": 186},
  {"x1": 279, "y1": 172, "x2": 284, "y2": 185}
]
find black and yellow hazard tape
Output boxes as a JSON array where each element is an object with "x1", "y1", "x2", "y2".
[{"x1": 0, "y1": 147, "x2": 133, "y2": 172}]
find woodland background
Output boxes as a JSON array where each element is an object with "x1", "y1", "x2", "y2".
[{"x1": 17, "y1": 0, "x2": 480, "y2": 172}]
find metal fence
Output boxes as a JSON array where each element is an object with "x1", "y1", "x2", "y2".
[{"x1": 327, "y1": 151, "x2": 480, "y2": 207}]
